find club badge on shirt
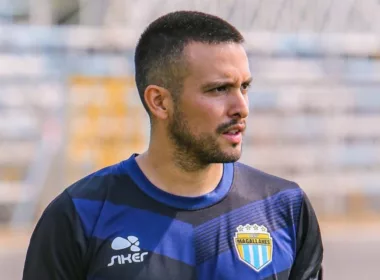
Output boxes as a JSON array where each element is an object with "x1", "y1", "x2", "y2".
[{"x1": 234, "y1": 224, "x2": 273, "y2": 272}]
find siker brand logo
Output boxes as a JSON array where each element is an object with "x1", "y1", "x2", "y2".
[{"x1": 107, "y1": 236, "x2": 148, "y2": 267}]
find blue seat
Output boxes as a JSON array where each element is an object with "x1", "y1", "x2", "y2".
[
  {"x1": 354, "y1": 89, "x2": 380, "y2": 111},
  {"x1": 336, "y1": 144, "x2": 378, "y2": 167},
  {"x1": 249, "y1": 91, "x2": 278, "y2": 110},
  {"x1": 283, "y1": 116, "x2": 325, "y2": 137}
]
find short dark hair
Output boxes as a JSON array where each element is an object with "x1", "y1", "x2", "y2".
[{"x1": 134, "y1": 11, "x2": 244, "y2": 115}]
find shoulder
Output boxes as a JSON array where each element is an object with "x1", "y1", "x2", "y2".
[
  {"x1": 234, "y1": 161, "x2": 302, "y2": 192},
  {"x1": 56, "y1": 162, "x2": 131, "y2": 236},
  {"x1": 233, "y1": 161, "x2": 306, "y2": 205},
  {"x1": 66, "y1": 161, "x2": 128, "y2": 200}
]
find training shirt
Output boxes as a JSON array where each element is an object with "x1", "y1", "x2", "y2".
[{"x1": 23, "y1": 154, "x2": 323, "y2": 280}]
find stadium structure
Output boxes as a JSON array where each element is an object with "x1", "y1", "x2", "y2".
[{"x1": 0, "y1": 1, "x2": 380, "y2": 278}]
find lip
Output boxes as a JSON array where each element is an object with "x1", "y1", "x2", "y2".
[
  {"x1": 222, "y1": 124, "x2": 245, "y2": 144},
  {"x1": 222, "y1": 131, "x2": 242, "y2": 144},
  {"x1": 223, "y1": 124, "x2": 246, "y2": 134}
]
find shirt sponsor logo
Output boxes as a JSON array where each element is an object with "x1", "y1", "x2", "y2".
[{"x1": 108, "y1": 236, "x2": 148, "y2": 267}]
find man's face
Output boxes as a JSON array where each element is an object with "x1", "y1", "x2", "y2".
[{"x1": 167, "y1": 42, "x2": 251, "y2": 166}]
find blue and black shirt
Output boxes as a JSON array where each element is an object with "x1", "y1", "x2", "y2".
[{"x1": 23, "y1": 154, "x2": 323, "y2": 280}]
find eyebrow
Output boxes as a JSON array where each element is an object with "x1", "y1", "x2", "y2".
[{"x1": 201, "y1": 77, "x2": 253, "y2": 91}]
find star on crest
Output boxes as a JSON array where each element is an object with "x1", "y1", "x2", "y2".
[
  {"x1": 237, "y1": 225, "x2": 244, "y2": 232},
  {"x1": 236, "y1": 224, "x2": 270, "y2": 233}
]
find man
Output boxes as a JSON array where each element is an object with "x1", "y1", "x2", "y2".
[{"x1": 23, "y1": 11, "x2": 323, "y2": 280}]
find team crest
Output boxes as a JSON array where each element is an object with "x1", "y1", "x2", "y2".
[{"x1": 234, "y1": 224, "x2": 273, "y2": 272}]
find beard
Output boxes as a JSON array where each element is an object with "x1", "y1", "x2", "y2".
[{"x1": 167, "y1": 107, "x2": 242, "y2": 171}]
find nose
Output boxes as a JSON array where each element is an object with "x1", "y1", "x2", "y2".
[{"x1": 228, "y1": 89, "x2": 249, "y2": 119}]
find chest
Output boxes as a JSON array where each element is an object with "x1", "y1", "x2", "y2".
[{"x1": 85, "y1": 206, "x2": 296, "y2": 280}]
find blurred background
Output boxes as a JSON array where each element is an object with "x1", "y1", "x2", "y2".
[{"x1": 0, "y1": 0, "x2": 379, "y2": 279}]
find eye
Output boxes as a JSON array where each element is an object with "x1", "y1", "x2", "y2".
[
  {"x1": 241, "y1": 83, "x2": 251, "y2": 91},
  {"x1": 211, "y1": 86, "x2": 229, "y2": 93}
]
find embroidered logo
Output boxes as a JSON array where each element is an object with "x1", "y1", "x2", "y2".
[{"x1": 234, "y1": 224, "x2": 273, "y2": 271}]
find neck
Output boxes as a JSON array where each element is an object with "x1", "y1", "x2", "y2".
[{"x1": 135, "y1": 140, "x2": 224, "y2": 197}]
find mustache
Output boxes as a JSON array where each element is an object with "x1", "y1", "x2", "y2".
[{"x1": 216, "y1": 119, "x2": 245, "y2": 134}]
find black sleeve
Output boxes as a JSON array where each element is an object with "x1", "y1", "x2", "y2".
[
  {"x1": 23, "y1": 190, "x2": 88, "y2": 280},
  {"x1": 289, "y1": 191, "x2": 324, "y2": 280}
]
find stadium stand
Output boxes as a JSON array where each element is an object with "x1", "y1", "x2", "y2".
[
  {"x1": 0, "y1": 0, "x2": 379, "y2": 226},
  {"x1": 0, "y1": 27, "x2": 378, "y2": 226},
  {"x1": 1, "y1": 2, "x2": 380, "y2": 280}
]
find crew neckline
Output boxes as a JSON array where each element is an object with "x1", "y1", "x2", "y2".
[{"x1": 121, "y1": 154, "x2": 234, "y2": 210}]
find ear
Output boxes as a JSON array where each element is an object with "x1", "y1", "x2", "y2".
[{"x1": 144, "y1": 85, "x2": 172, "y2": 120}]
